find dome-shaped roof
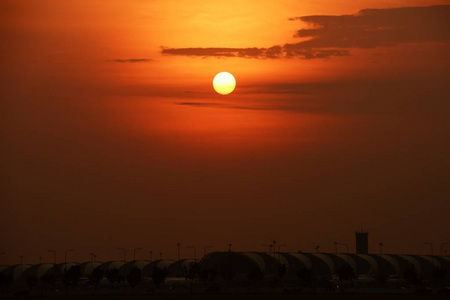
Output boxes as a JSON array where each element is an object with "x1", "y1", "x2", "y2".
[
  {"x1": 16, "y1": 263, "x2": 54, "y2": 283},
  {"x1": 166, "y1": 259, "x2": 198, "y2": 278},
  {"x1": 119, "y1": 260, "x2": 151, "y2": 276},
  {"x1": 141, "y1": 259, "x2": 175, "y2": 278}
]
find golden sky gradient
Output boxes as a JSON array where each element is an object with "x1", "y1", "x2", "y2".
[{"x1": 1, "y1": 0, "x2": 449, "y2": 264}]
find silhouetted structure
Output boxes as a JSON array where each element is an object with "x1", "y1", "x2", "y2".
[{"x1": 355, "y1": 231, "x2": 369, "y2": 254}]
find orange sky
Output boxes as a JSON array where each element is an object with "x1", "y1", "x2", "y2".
[{"x1": 1, "y1": 0, "x2": 449, "y2": 264}]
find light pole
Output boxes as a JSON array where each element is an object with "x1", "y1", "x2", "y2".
[
  {"x1": 204, "y1": 246, "x2": 213, "y2": 256},
  {"x1": 424, "y1": 242, "x2": 434, "y2": 265},
  {"x1": 379, "y1": 243, "x2": 383, "y2": 254},
  {"x1": 272, "y1": 240, "x2": 277, "y2": 255},
  {"x1": 47, "y1": 249, "x2": 56, "y2": 265},
  {"x1": 159, "y1": 252, "x2": 162, "y2": 259},
  {"x1": 228, "y1": 243, "x2": 232, "y2": 252},
  {"x1": 133, "y1": 247, "x2": 143, "y2": 261},
  {"x1": 149, "y1": 251, "x2": 153, "y2": 262},
  {"x1": 441, "y1": 243, "x2": 449, "y2": 257},
  {"x1": 20, "y1": 255, "x2": 23, "y2": 272},
  {"x1": 39, "y1": 256, "x2": 42, "y2": 264},
  {"x1": 335, "y1": 242, "x2": 349, "y2": 254},
  {"x1": 424, "y1": 242, "x2": 433, "y2": 256},
  {"x1": 314, "y1": 245, "x2": 320, "y2": 253},
  {"x1": 262, "y1": 244, "x2": 273, "y2": 253},
  {"x1": 187, "y1": 246, "x2": 196, "y2": 260},
  {"x1": 117, "y1": 248, "x2": 126, "y2": 263},
  {"x1": 64, "y1": 249, "x2": 74, "y2": 269},
  {"x1": 177, "y1": 243, "x2": 181, "y2": 261}
]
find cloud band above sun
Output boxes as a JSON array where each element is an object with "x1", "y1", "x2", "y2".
[{"x1": 161, "y1": 5, "x2": 450, "y2": 60}]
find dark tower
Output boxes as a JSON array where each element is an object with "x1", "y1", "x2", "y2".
[{"x1": 355, "y1": 231, "x2": 369, "y2": 254}]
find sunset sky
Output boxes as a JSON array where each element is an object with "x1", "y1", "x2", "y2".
[{"x1": 1, "y1": 0, "x2": 450, "y2": 264}]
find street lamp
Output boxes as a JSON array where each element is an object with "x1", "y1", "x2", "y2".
[
  {"x1": 335, "y1": 242, "x2": 349, "y2": 254},
  {"x1": 228, "y1": 243, "x2": 232, "y2": 252},
  {"x1": 133, "y1": 247, "x2": 143, "y2": 261},
  {"x1": 47, "y1": 249, "x2": 56, "y2": 265},
  {"x1": 272, "y1": 241, "x2": 277, "y2": 255},
  {"x1": 149, "y1": 251, "x2": 153, "y2": 262},
  {"x1": 379, "y1": 243, "x2": 383, "y2": 254},
  {"x1": 424, "y1": 242, "x2": 433, "y2": 256},
  {"x1": 424, "y1": 242, "x2": 434, "y2": 265},
  {"x1": 64, "y1": 249, "x2": 74, "y2": 269},
  {"x1": 177, "y1": 243, "x2": 181, "y2": 260},
  {"x1": 262, "y1": 244, "x2": 273, "y2": 253},
  {"x1": 117, "y1": 248, "x2": 126, "y2": 263},
  {"x1": 204, "y1": 246, "x2": 213, "y2": 256},
  {"x1": 187, "y1": 246, "x2": 196, "y2": 260},
  {"x1": 441, "y1": 243, "x2": 449, "y2": 257}
]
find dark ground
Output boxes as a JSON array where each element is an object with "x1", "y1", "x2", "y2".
[{"x1": 1, "y1": 294, "x2": 449, "y2": 300}]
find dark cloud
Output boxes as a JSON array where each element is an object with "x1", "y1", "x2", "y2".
[
  {"x1": 293, "y1": 5, "x2": 450, "y2": 49},
  {"x1": 161, "y1": 5, "x2": 450, "y2": 59},
  {"x1": 108, "y1": 58, "x2": 153, "y2": 63}
]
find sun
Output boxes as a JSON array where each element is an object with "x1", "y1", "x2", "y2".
[{"x1": 213, "y1": 72, "x2": 236, "y2": 95}]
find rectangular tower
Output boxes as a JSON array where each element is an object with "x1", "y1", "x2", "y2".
[{"x1": 355, "y1": 231, "x2": 369, "y2": 254}]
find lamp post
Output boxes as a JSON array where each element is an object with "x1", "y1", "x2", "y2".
[
  {"x1": 379, "y1": 243, "x2": 383, "y2": 254},
  {"x1": 133, "y1": 248, "x2": 143, "y2": 261},
  {"x1": 335, "y1": 242, "x2": 349, "y2": 254},
  {"x1": 39, "y1": 257, "x2": 42, "y2": 264},
  {"x1": 159, "y1": 252, "x2": 162, "y2": 259},
  {"x1": 441, "y1": 243, "x2": 449, "y2": 257},
  {"x1": 228, "y1": 244, "x2": 232, "y2": 252},
  {"x1": 187, "y1": 246, "x2": 196, "y2": 260},
  {"x1": 314, "y1": 245, "x2": 320, "y2": 253},
  {"x1": 204, "y1": 246, "x2": 213, "y2": 256},
  {"x1": 47, "y1": 249, "x2": 56, "y2": 265},
  {"x1": 424, "y1": 242, "x2": 433, "y2": 256},
  {"x1": 177, "y1": 243, "x2": 181, "y2": 261},
  {"x1": 272, "y1": 241, "x2": 277, "y2": 255},
  {"x1": 117, "y1": 248, "x2": 126, "y2": 263},
  {"x1": 149, "y1": 251, "x2": 153, "y2": 262},
  {"x1": 64, "y1": 249, "x2": 74, "y2": 270},
  {"x1": 262, "y1": 244, "x2": 273, "y2": 253},
  {"x1": 20, "y1": 255, "x2": 23, "y2": 272},
  {"x1": 424, "y1": 242, "x2": 434, "y2": 265}
]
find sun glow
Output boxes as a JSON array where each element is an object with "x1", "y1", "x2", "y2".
[{"x1": 213, "y1": 72, "x2": 236, "y2": 95}]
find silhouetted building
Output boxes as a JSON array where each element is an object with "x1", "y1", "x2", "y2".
[{"x1": 355, "y1": 231, "x2": 369, "y2": 254}]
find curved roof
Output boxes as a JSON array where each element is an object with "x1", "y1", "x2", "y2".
[
  {"x1": 309, "y1": 253, "x2": 334, "y2": 275},
  {"x1": 141, "y1": 259, "x2": 175, "y2": 278},
  {"x1": 241, "y1": 253, "x2": 266, "y2": 272},
  {"x1": 332, "y1": 254, "x2": 357, "y2": 272},
  {"x1": 287, "y1": 253, "x2": 312, "y2": 270},
  {"x1": 119, "y1": 260, "x2": 151, "y2": 276},
  {"x1": 166, "y1": 259, "x2": 198, "y2": 277},
  {"x1": 16, "y1": 263, "x2": 54, "y2": 282},
  {"x1": 199, "y1": 251, "x2": 262, "y2": 278},
  {"x1": 376, "y1": 255, "x2": 400, "y2": 275},
  {"x1": 96, "y1": 261, "x2": 125, "y2": 272},
  {"x1": 396, "y1": 255, "x2": 421, "y2": 275},
  {"x1": 79, "y1": 262, "x2": 102, "y2": 276},
  {"x1": 1, "y1": 264, "x2": 33, "y2": 281},
  {"x1": 353, "y1": 254, "x2": 378, "y2": 275},
  {"x1": 417, "y1": 256, "x2": 440, "y2": 268}
]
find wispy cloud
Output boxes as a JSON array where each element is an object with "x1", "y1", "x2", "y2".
[
  {"x1": 162, "y1": 5, "x2": 450, "y2": 59},
  {"x1": 108, "y1": 58, "x2": 153, "y2": 63}
]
